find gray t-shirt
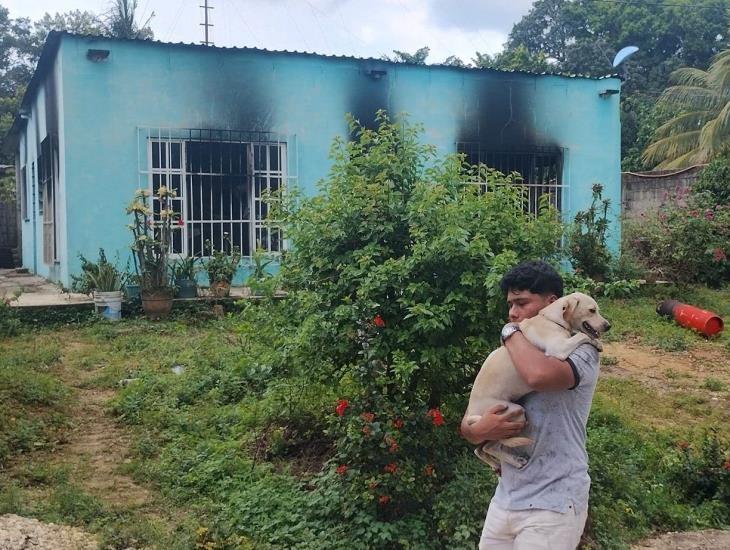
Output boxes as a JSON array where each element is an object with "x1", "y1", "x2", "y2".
[{"x1": 491, "y1": 342, "x2": 600, "y2": 514}]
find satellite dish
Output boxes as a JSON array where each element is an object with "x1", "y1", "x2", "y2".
[{"x1": 613, "y1": 46, "x2": 639, "y2": 67}]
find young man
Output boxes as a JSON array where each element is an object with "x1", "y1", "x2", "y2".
[{"x1": 460, "y1": 260, "x2": 600, "y2": 549}]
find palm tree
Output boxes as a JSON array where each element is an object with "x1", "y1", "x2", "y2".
[
  {"x1": 643, "y1": 49, "x2": 730, "y2": 169},
  {"x1": 105, "y1": 0, "x2": 153, "y2": 40}
]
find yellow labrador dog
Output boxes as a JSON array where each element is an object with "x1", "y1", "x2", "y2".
[{"x1": 465, "y1": 292, "x2": 610, "y2": 470}]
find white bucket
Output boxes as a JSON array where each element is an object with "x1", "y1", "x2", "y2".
[{"x1": 93, "y1": 291, "x2": 123, "y2": 321}]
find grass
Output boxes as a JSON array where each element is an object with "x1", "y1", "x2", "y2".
[{"x1": 0, "y1": 288, "x2": 728, "y2": 549}]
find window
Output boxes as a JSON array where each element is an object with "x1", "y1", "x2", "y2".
[
  {"x1": 20, "y1": 165, "x2": 27, "y2": 220},
  {"x1": 147, "y1": 134, "x2": 286, "y2": 258},
  {"x1": 456, "y1": 143, "x2": 564, "y2": 216},
  {"x1": 38, "y1": 136, "x2": 57, "y2": 264}
]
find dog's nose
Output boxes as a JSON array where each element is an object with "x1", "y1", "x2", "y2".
[{"x1": 604, "y1": 322, "x2": 611, "y2": 332}]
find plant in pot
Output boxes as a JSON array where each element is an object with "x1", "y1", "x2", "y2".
[
  {"x1": 171, "y1": 256, "x2": 199, "y2": 299},
  {"x1": 246, "y1": 245, "x2": 274, "y2": 297},
  {"x1": 88, "y1": 261, "x2": 126, "y2": 321},
  {"x1": 127, "y1": 186, "x2": 178, "y2": 319},
  {"x1": 204, "y1": 236, "x2": 241, "y2": 297}
]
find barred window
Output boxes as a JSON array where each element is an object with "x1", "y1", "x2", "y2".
[{"x1": 147, "y1": 135, "x2": 286, "y2": 258}]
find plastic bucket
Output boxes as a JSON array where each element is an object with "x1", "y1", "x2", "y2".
[{"x1": 94, "y1": 291, "x2": 123, "y2": 321}]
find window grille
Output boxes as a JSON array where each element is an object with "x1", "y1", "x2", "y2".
[
  {"x1": 139, "y1": 128, "x2": 291, "y2": 258},
  {"x1": 456, "y1": 143, "x2": 564, "y2": 216},
  {"x1": 20, "y1": 165, "x2": 27, "y2": 220},
  {"x1": 38, "y1": 136, "x2": 57, "y2": 264}
]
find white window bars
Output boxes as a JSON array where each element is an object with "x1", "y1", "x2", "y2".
[
  {"x1": 456, "y1": 143, "x2": 565, "y2": 217},
  {"x1": 139, "y1": 128, "x2": 291, "y2": 258}
]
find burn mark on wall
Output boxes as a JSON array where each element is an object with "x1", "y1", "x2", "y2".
[
  {"x1": 457, "y1": 73, "x2": 557, "y2": 150},
  {"x1": 198, "y1": 59, "x2": 275, "y2": 132},
  {"x1": 345, "y1": 63, "x2": 390, "y2": 130}
]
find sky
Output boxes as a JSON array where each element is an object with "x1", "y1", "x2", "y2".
[{"x1": 3, "y1": 0, "x2": 535, "y2": 64}]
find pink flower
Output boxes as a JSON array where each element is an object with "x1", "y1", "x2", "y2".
[
  {"x1": 705, "y1": 210, "x2": 714, "y2": 221},
  {"x1": 336, "y1": 464, "x2": 348, "y2": 476},
  {"x1": 373, "y1": 314, "x2": 386, "y2": 328},
  {"x1": 177, "y1": 218, "x2": 185, "y2": 226},
  {"x1": 360, "y1": 412, "x2": 375, "y2": 423},
  {"x1": 335, "y1": 399, "x2": 349, "y2": 417},
  {"x1": 393, "y1": 418, "x2": 404, "y2": 429},
  {"x1": 384, "y1": 462, "x2": 398, "y2": 474},
  {"x1": 713, "y1": 248, "x2": 727, "y2": 262}
]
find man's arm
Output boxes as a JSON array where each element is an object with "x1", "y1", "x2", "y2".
[
  {"x1": 460, "y1": 404, "x2": 527, "y2": 445},
  {"x1": 503, "y1": 331, "x2": 577, "y2": 391}
]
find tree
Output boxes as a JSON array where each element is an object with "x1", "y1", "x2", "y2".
[
  {"x1": 643, "y1": 50, "x2": 730, "y2": 168},
  {"x1": 442, "y1": 55, "x2": 466, "y2": 68},
  {"x1": 383, "y1": 46, "x2": 429, "y2": 64},
  {"x1": 505, "y1": 0, "x2": 730, "y2": 170},
  {"x1": 104, "y1": 0, "x2": 153, "y2": 40},
  {"x1": 473, "y1": 44, "x2": 551, "y2": 73}
]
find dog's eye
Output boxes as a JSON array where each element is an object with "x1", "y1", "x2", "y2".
[{"x1": 590, "y1": 308, "x2": 596, "y2": 313}]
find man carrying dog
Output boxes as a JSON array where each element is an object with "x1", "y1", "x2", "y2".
[{"x1": 460, "y1": 260, "x2": 601, "y2": 549}]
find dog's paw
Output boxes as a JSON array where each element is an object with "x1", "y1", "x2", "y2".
[{"x1": 589, "y1": 338, "x2": 603, "y2": 352}]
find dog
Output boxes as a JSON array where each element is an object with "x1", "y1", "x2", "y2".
[{"x1": 465, "y1": 292, "x2": 610, "y2": 471}]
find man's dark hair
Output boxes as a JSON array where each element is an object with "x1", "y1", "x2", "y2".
[{"x1": 499, "y1": 260, "x2": 563, "y2": 298}]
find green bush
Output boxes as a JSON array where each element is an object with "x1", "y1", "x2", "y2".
[
  {"x1": 623, "y1": 187, "x2": 730, "y2": 286},
  {"x1": 567, "y1": 183, "x2": 612, "y2": 280},
  {"x1": 0, "y1": 298, "x2": 21, "y2": 337},
  {"x1": 694, "y1": 154, "x2": 730, "y2": 206},
  {"x1": 276, "y1": 111, "x2": 563, "y2": 543}
]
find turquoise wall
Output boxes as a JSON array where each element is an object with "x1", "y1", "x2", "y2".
[{"x1": 24, "y1": 35, "x2": 621, "y2": 286}]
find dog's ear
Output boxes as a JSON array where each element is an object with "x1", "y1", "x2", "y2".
[
  {"x1": 562, "y1": 295, "x2": 579, "y2": 321},
  {"x1": 540, "y1": 297, "x2": 568, "y2": 325}
]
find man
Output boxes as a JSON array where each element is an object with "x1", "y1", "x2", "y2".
[{"x1": 460, "y1": 260, "x2": 600, "y2": 549}]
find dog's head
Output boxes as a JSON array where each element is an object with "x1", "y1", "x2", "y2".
[{"x1": 541, "y1": 292, "x2": 611, "y2": 339}]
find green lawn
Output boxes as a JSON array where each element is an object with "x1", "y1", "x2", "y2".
[{"x1": 1, "y1": 288, "x2": 728, "y2": 549}]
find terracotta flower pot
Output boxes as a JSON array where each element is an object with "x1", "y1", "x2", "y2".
[
  {"x1": 210, "y1": 280, "x2": 231, "y2": 297},
  {"x1": 140, "y1": 289, "x2": 174, "y2": 320}
]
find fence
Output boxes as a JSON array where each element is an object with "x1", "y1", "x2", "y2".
[{"x1": 621, "y1": 165, "x2": 706, "y2": 218}]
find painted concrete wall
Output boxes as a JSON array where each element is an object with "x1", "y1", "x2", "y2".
[
  {"x1": 22, "y1": 35, "x2": 621, "y2": 287},
  {"x1": 16, "y1": 48, "x2": 67, "y2": 284}
]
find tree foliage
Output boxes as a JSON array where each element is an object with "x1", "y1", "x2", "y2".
[
  {"x1": 643, "y1": 50, "x2": 730, "y2": 168},
  {"x1": 383, "y1": 46, "x2": 430, "y2": 64},
  {"x1": 277, "y1": 112, "x2": 563, "y2": 544}
]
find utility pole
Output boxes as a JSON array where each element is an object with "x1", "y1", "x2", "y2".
[{"x1": 200, "y1": 0, "x2": 214, "y2": 46}]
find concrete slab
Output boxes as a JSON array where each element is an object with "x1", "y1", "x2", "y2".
[{"x1": 0, "y1": 269, "x2": 91, "y2": 306}]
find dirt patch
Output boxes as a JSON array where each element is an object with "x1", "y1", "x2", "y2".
[
  {"x1": 52, "y1": 341, "x2": 150, "y2": 507},
  {"x1": 0, "y1": 514, "x2": 98, "y2": 550},
  {"x1": 601, "y1": 340, "x2": 730, "y2": 393},
  {"x1": 632, "y1": 529, "x2": 730, "y2": 549}
]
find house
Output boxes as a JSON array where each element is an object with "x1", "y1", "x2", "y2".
[{"x1": 5, "y1": 32, "x2": 621, "y2": 288}]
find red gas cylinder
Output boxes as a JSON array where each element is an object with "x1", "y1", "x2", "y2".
[{"x1": 657, "y1": 300, "x2": 724, "y2": 337}]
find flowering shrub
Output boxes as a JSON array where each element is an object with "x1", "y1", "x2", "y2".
[
  {"x1": 567, "y1": 183, "x2": 612, "y2": 280},
  {"x1": 623, "y1": 186, "x2": 730, "y2": 286},
  {"x1": 278, "y1": 112, "x2": 563, "y2": 544},
  {"x1": 127, "y1": 187, "x2": 179, "y2": 293}
]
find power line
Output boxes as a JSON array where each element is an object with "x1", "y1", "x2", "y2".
[{"x1": 164, "y1": 1, "x2": 187, "y2": 42}]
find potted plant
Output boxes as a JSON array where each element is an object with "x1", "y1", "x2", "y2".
[
  {"x1": 246, "y1": 246, "x2": 274, "y2": 297},
  {"x1": 127, "y1": 186, "x2": 178, "y2": 319},
  {"x1": 204, "y1": 236, "x2": 241, "y2": 297},
  {"x1": 73, "y1": 249, "x2": 126, "y2": 321},
  {"x1": 171, "y1": 256, "x2": 199, "y2": 299},
  {"x1": 88, "y1": 261, "x2": 125, "y2": 321}
]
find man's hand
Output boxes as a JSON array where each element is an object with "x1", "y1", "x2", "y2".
[{"x1": 460, "y1": 404, "x2": 527, "y2": 445}]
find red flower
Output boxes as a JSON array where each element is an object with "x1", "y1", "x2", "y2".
[
  {"x1": 177, "y1": 218, "x2": 185, "y2": 226},
  {"x1": 362, "y1": 426, "x2": 372, "y2": 437},
  {"x1": 378, "y1": 495, "x2": 391, "y2": 505},
  {"x1": 361, "y1": 412, "x2": 375, "y2": 423},
  {"x1": 424, "y1": 464, "x2": 434, "y2": 476},
  {"x1": 335, "y1": 399, "x2": 349, "y2": 417},
  {"x1": 336, "y1": 464, "x2": 348, "y2": 476},
  {"x1": 713, "y1": 248, "x2": 727, "y2": 262},
  {"x1": 373, "y1": 314, "x2": 386, "y2": 328},
  {"x1": 385, "y1": 435, "x2": 398, "y2": 453},
  {"x1": 723, "y1": 460, "x2": 730, "y2": 471},
  {"x1": 427, "y1": 408, "x2": 445, "y2": 427},
  {"x1": 705, "y1": 210, "x2": 715, "y2": 221},
  {"x1": 384, "y1": 462, "x2": 398, "y2": 474},
  {"x1": 393, "y1": 418, "x2": 404, "y2": 429}
]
